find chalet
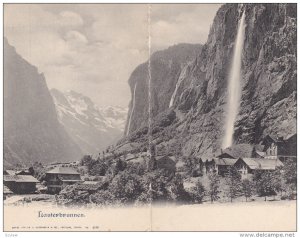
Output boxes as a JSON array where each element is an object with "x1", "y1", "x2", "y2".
[
  {"x1": 45, "y1": 167, "x2": 82, "y2": 194},
  {"x1": 16, "y1": 168, "x2": 34, "y2": 175},
  {"x1": 213, "y1": 158, "x2": 238, "y2": 176},
  {"x1": 262, "y1": 134, "x2": 297, "y2": 161},
  {"x1": 4, "y1": 175, "x2": 39, "y2": 194},
  {"x1": 234, "y1": 158, "x2": 284, "y2": 179},
  {"x1": 4, "y1": 170, "x2": 16, "y2": 175},
  {"x1": 3, "y1": 185, "x2": 13, "y2": 199},
  {"x1": 217, "y1": 144, "x2": 259, "y2": 159},
  {"x1": 76, "y1": 181, "x2": 107, "y2": 194},
  {"x1": 156, "y1": 155, "x2": 176, "y2": 174}
]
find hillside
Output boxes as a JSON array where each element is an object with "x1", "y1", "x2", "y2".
[
  {"x1": 124, "y1": 43, "x2": 202, "y2": 135},
  {"x1": 4, "y1": 39, "x2": 82, "y2": 167}
]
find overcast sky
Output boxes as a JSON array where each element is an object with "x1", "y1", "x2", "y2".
[{"x1": 4, "y1": 4, "x2": 221, "y2": 108}]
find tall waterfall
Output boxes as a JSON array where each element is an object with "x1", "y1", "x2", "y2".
[
  {"x1": 222, "y1": 11, "x2": 246, "y2": 149},
  {"x1": 126, "y1": 82, "x2": 137, "y2": 136},
  {"x1": 169, "y1": 63, "x2": 190, "y2": 108}
]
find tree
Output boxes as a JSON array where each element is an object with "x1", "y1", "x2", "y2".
[
  {"x1": 89, "y1": 160, "x2": 108, "y2": 176},
  {"x1": 80, "y1": 155, "x2": 94, "y2": 168},
  {"x1": 225, "y1": 167, "x2": 242, "y2": 202},
  {"x1": 147, "y1": 156, "x2": 157, "y2": 171},
  {"x1": 114, "y1": 158, "x2": 127, "y2": 174},
  {"x1": 90, "y1": 190, "x2": 115, "y2": 206},
  {"x1": 138, "y1": 169, "x2": 171, "y2": 203},
  {"x1": 126, "y1": 162, "x2": 146, "y2": 176},
  {"x1": 208, "y1": 171, "x2": 221, "y2": 203},
  {"x1": 283, "y1": 159, "x2": 297, "y2": 198},
  {"x1": 108, "y1": 171, "x2": 143, "y2": 204},
  {"x1": 184, "y1": 157, "x2": 201, "y2": 177},
  {"x1": 272, "y1": 166, "x2": 284, "y2": 199},
  {"x1": 147, "y1": 143, "x2": 157, "y2": 171},
  {"x1": 253, "y1": 171, "x2": 277, "y2": 201},
  {"x1": 190, "y1": 180, "x2": 206, "y2": 203},
  {"x1": 170, "y1": 174, "x2": 191, "y2": 203},
  {"x1": 241, "y1": 179, "x2": 253, "y2": 202}
]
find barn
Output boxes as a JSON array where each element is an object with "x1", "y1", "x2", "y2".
[{"x1": 4, "y1": 175, "x2": 39, "y2": 194}]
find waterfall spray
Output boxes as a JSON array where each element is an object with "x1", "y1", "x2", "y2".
[
  {"x1": 222, "y1": 10, "x2": 246, "y2": 149},
  {"x1": 126, "y1": 82, "x2": 137, "y2": 136},
  {"x1": 169, "y1": 63, "x2": 190, "y2": 108}
]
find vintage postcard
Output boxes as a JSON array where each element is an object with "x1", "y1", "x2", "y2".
[{"x1": 2, "y1": 2, "x2": 297, "y2": 234}]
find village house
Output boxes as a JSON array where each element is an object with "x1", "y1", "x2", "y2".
[
  {"x1": 213, "y1": 158, "x2": 238, "y2": 176},
  {"x1": 4, "y1": 175, "x2": 39, "y2": 194},
  {"x1": 4, "y1": 169, "x2": 16, "y2": 175},
  {"x1": 3, "y1": 185, "x2": 13, "y2": 199},
  {"x1": 217, "y1": 143, "x2": 261, "y2": 160},
  {"x1": 15, "y1": 168, "x2": 34, "y2": 175},
  {"x1": 76, "y1": 181, "x2": 108, "y2": 194},
  {"x1": 234, "y1": 157, "x2": 284, "y2": 179},
  {"x1": 211, "y1": 144, "x2": 259, "y2": 175},
  {"x1": 45, "y1": 167, "x2": 82, "y2": 194},
  {"x1": 262, "y1": 134, "x2": 297, "y2": 162}
]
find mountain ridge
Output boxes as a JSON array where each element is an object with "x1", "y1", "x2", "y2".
[
  {"x1": 4, "y1": 38, "x2": 82, "y2": 167},
  {"x1": 118, "y1": 3, "x2": 296, "y2": 159}
]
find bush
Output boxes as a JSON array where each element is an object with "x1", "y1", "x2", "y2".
[
  {"x1": 108, "y1": 171, "x2": 143, "y2": 203},
  {"x1": 283, "y1": 159, "x2": 297, "y2": 188},
  {"x1": 170, "y1": 174, "x2": 191, "y2": 203},
  {"x1": 241, "y1": 179, "x2": 253, "y2": 202},
  {"x1": 184, "y1": 157, "x2": 201, "y2": 177},
  {"x1": 114, "y1": 159, "x2": 127, "y2": 175},
  {"x1": 190, "y1": 180, "x2": 206, "y2": 203},
  {"x1": 253, "y1": 171, "x2": 277, "y2": 201},
  {"x1": 90, "y1": 190, "x2": 115, "y2": 206},
  {"x1": 138, "y1": 169, "x2": 172, "y2": 203},
  {"x1": 58, "y1": 184, "x2": 90, "y2": 206},
  {"x1": 80, "y1": 155, "x2": 93, "y2": 167},
  {"x1": 89, "y1": 160, "x2": 108, "y2": 176},
  {"x1": 126, "y1": 162, "x2": 146, "y2": 176}
]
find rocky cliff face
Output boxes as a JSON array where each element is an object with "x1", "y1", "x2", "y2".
[
  {"x1": 51, "y1": 89, "x2": 127, "y2": 154},
  {"x1": 119, "y1": 3, "x2": 296, "y2": 159},
  {"x1": 125, "y1": 43, "x2": 202, "y2": 135},
  {"x1": 4, "y1": 39, "x2": 82, "y2": 167}
]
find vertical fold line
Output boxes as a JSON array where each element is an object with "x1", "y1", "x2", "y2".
[{"x1": 147, "y1": 3, "x2": 153, "y2": 232}]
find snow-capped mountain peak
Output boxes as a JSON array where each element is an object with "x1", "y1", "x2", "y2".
[{"x1": 50, "y1": 89, "x2": 128, "y2": 154}]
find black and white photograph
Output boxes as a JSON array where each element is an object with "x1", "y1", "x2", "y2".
[{"x1": 2, "y1": 2, "x2": 297, "y2": 233}]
